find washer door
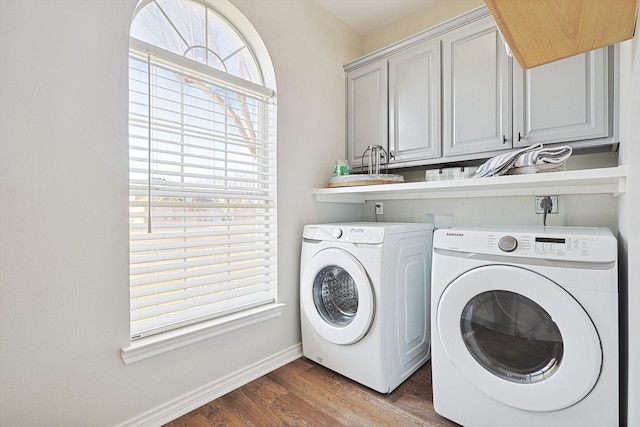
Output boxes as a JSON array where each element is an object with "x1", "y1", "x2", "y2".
[
  {"x1": 301, "y1": 248, "x2": 374, "y2": 345},
  {"x1": 436, "y1": 265, "x2": 602, "y2": 412}
]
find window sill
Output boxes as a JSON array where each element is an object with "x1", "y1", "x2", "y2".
[{"x1": 121, "y1": 303, "x2": 286, "y2": 365}]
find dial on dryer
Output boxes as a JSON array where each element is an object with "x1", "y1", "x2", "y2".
[{"x1": 498, "y1": 235, "x2": 518, "y2": 252}]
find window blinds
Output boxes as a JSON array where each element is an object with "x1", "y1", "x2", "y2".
[{"x1": 128, "y1": 50, "x2": 277, "y2": 339}]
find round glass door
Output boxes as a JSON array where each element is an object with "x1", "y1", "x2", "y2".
[
  {"x1": 312, "y1": 265, "x2": 359, "y2": 327},
  {"x1": 301, "y1": 248, "x2": 374, "y2": 345},
  {"x1": 461, "y1": 291, "x2": 563, "y2": 384},
  {"x1": 436, "y1": 265, "x2": 601, "y2": 412}
]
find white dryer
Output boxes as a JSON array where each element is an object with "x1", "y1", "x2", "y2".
[
  {"x1": 431, "y1": 225, "x2": 618, "y2": 427},
  {"x1": 300, "y1": 222, "x2": 434, "y2": 393}
]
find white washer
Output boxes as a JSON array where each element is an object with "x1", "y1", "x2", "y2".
[
  {"x1": 300, "y1": 222, "x2": 434, "y2": 393},
  {"x1": 431, "y1": 225, "x2": 618, "y2": 427}
]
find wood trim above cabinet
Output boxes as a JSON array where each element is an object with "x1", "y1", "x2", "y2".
[{"x1": 485, "y1": 0, "x2": 638, "y2": 69}]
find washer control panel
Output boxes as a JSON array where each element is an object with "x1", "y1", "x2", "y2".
[
  {"x1": 493, "y1": 235, "x2": 595, "y2": 257},
  {"x1": 434, "y1": 226, "x2": 616, "y2": 263},
  {"x1": 498, "y1": 235, "x2": 518, "y2": 252}
]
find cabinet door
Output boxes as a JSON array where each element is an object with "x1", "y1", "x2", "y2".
[
  {"x1": 442, "y1": 16, "x2": 511, "y2": 157},
  {"x1": 346, "y1": 60, "x2": 388, "y2": 169},
  {"x1": 388, "y1": 41, "x2": 441, "y2": 164},
  {"x1": 514, "y1": 48, "x2": 609, "y2": 147}
]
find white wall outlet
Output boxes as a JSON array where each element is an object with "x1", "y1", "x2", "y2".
[
  {"x1": 375, "y1": 202, "x2": 383, "y2": 215},
  {"x1": 535, "y1": 196, "x2": 559, "y2": 214}
]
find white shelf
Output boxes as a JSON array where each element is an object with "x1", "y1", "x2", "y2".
[{"x1": 312, "y1": 166, "x2": 627, "y2": 203}]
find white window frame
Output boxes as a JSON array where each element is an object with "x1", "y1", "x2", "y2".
[{"x1": 122, "y1": 0, "x2": 281, "y2": 364}]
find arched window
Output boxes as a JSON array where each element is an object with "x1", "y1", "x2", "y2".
[{"x1": 128, "y1": 0, "x2": 277, "y2": 341}]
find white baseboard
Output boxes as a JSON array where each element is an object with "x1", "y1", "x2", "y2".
[{"x1": 118, "y1": 343, "x2": 303, "y2": 427}]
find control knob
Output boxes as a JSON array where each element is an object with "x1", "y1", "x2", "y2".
[
  {"x1": 498, "y1": 235, "x2": 518, "y2": 252},
  {"x1": 332, "y1": 228, "x2": 343, "y2": 238}
]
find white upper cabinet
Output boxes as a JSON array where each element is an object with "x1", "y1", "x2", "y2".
[
  {"x1": 346, "y1": 60, "x2": 388, "y2": 169},
  {"x1": 442, "y1": 15, "x2": 512, "y2": 157},
  {"x1": 388, "y1": 40, "x2": 442, "y2": 164},
  {"x1": 346, "y1": 39, "x2": 441, "y2": 170},
  {"x1": 344, "y1": 7, "x2": 617, "y2": 171},
  {"x1": 513, "y1": 48, "x2": 610, "y2": 147}
]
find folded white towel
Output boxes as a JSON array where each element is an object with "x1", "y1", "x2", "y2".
[
  {"x1": 506, "y1": 163, "x2": 566, "y2": 175},
  {"x1": 512, "y1": 145, "x2": 572, "y2": 168},
  {"x1": 474, "y1": 144, "x2": 543, "y2": 178},
  {"x1": 475, "y1": 144, "x2": 572, "y2": 178}
]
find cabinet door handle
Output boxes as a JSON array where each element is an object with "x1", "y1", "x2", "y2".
[
  {"x1": 518, "y1": 132, "x2": 522, "y2": 141},
  {"x1": 389, "y1": 150, "x2": 395, "y2": 159},
  {"x1": 502, "y1": 135, "x2": 507, "y2": 144}
]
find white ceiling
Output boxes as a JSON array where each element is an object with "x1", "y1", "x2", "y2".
[{"x1": 314, "y1": 0, "x2": 441, "y2": 35}]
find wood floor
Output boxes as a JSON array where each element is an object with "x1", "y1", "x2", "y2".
[{"x1": 165, "y1": 357, "x2": 459, "y2": 426}]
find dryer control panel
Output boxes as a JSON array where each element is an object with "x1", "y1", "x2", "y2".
[
  {"x1": 303, "y1": 224, "x2": 386, "y2": 244},
  {"x1": 434, "y1": 225, "x2": 616, "y2": 263},
  {"x1": 303, "y1": 222, "x2": 434, "y2": 244}
]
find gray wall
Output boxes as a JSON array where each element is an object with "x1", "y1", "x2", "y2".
[{"x1": 618, "y1": 34, "x2": 640, "y2": 427}]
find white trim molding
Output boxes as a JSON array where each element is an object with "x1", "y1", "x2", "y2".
[
  {"x1": 117, "y1": 343, "x2": 303, "y2": 427},
  {"x1": 121, "y1": 303, "x2": 286, "y2": 365},
  {"x1": 313, "y1": 166, "x2": 627, "y2": 203}
]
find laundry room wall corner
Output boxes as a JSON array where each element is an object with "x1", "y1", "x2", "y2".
[{"x1": 616, "y1": 33, "x2": 640, "y2": 427}]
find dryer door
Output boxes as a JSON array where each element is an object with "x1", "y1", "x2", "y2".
[
  {"x1": 301, "y1": 248, "x2": 374, "y2": 345},
  {"x1": 436, "y1": 265, "x2": 601, "y2": 412}
]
